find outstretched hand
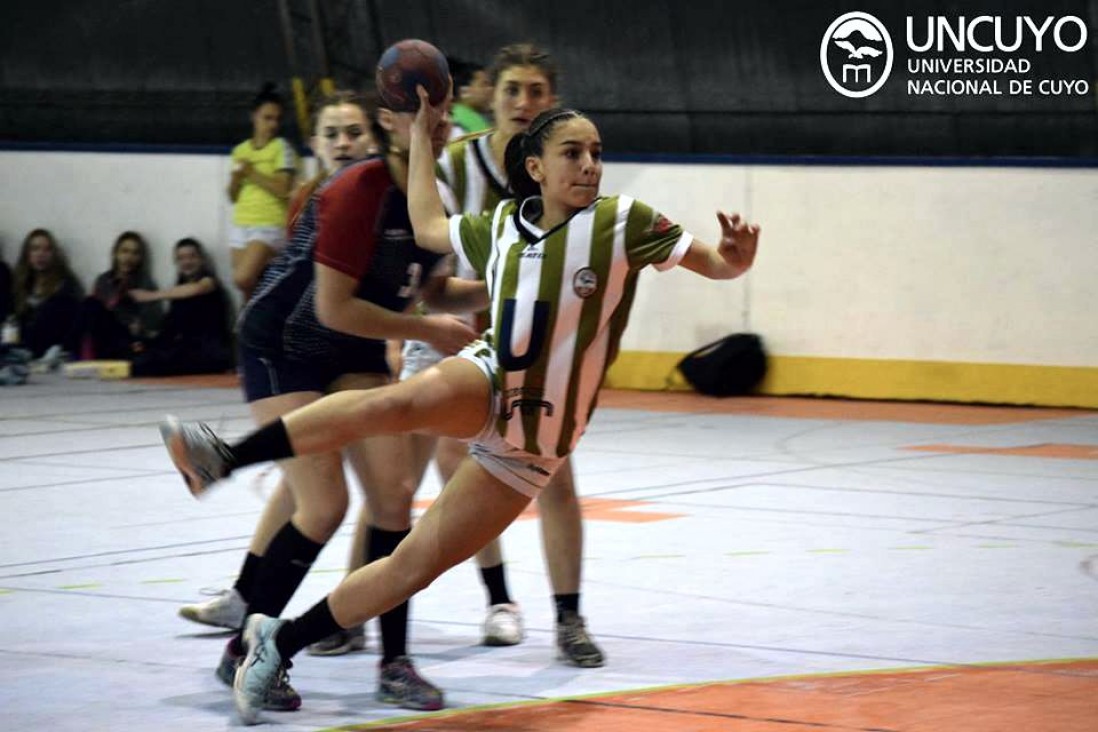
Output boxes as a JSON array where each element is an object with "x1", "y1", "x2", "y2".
[{"x1": 716, "y1": 211, "x2": 760, "y2": 275}]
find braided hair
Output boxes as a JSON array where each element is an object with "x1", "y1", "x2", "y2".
[{"x1": 503, "y1": 108, "x2": 585, "y2": 201}]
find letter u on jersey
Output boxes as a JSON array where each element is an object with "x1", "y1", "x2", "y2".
[{"x1": 497, "y1": 298, "x2": 550, "y2": 371}]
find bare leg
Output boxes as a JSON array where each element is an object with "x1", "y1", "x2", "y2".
[
  {"x1": 347, "y1": 504, "x2": 371, "y2": 574},
  {"x1": 247, "y1": 479, "x2": 295, "y2": 555},
  {"x1": 408, "y1": 432, "x2": 440, "y2": 485},
  {"x1": 537, "y1": 459, "x2": 582, "y2": 595},
  {"x1": 244, "y1": 393, "x2": 321, "y2": 554},
  {"x1": 433, "y1": 437, "x2": 505, "y2": 569},
  {"x1": 329, "y1": 459, "x2": 531, "y2": 626},
  {"x1": 281, "y1": 359, "x2": 491, "y2": 455},
  {"x1": 535, "y1": 459, "x2": 603, "y2": 667},
  {"x1": 231, "y1": 240, "x2": 276, "y2": 301}
]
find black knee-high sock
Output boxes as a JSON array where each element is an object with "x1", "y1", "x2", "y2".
[
  {"x1": 479, "y1": 563, "x2": 513, "y2": 606},
  {"x1": 368, "y1": 526, "x2": 411, "y2": 664},
  {"x1": 232, "y1": 551, "x2": 262, "y2": 603},
  {"x1": 232, "y1": 521, "x2": 324, "y2": 652},
  {"x1": 554, "y1": 593, "x2": 580, "y2": 623},
  {"x1": 228, "y1": 419, "x2": 294, "y2": 470},
  {"x1": 276, "y1": 598, "x2": 342, "y2": 660}
]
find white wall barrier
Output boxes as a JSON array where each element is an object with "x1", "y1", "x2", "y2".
[{"x1": 2, "y1": 150, "x2": 1094, "y2": 405}]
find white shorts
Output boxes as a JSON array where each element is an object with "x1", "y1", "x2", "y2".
[
  {"x1": 399, "y1": 340, "x2": 445, "y2": 382},
  {"x1": 457, "y1": 340, "x2": 566, "y2": 498},
  {"x1": 228, "y1": 225, "x2": 288, "y2": 252}
]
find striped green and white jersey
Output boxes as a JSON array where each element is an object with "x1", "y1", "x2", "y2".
[
  {"x1": 437, "y1": 131, "x2": 509, "y2": 217},
  {"x1": 449, "y1": 195, "x2": 694, "y2": 458}
]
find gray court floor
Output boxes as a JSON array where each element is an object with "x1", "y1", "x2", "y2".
[{"x1": 1, "y1": 375, "x2": 1096, "y2": 730}]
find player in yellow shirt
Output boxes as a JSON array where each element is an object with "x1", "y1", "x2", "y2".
[{"x1": 228, "y1": 83, "x2": 298, "y2": 300}]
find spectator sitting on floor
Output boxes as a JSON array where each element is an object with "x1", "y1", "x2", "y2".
[
  {"x1": 129, "y1": 237, "x2": 233, "y2": 377},
  {"x1": 11, "y1": 228, "x2": 84, "y2": 359},
  {"x1": 82, "y1": 231, "x2": 162, "y2": 360}
]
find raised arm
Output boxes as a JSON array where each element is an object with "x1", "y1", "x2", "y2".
[
  {"x1": 678, "y1": 211, "x2": 760, "y2": 280},
  {"x1": 407, "y1": 87, "x2": 455, "y2": 254}
]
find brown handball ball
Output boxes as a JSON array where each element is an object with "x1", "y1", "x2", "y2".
[{"x1": 375, "y1": 39, "x2": 451, "y2": 112}]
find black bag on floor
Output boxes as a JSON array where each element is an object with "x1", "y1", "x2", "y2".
[{"x1": 677, "y1": 333, "x2": 767, "y2": 397}]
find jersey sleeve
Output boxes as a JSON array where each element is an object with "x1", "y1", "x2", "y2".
[
  {"x1": 436, "y1": 147, "x2": 454, "y2": 188},
  {"x1": 624, "y1": 198, "x2": 694, "y2": 272},
  {"x1": 436, "y1": 140, "x2": 466, "y2": 209},
  {"x1": 312, "y1": 164, "x2": 389, "y2": 279},
  {"x1": 273, "y1": 138, "x2": 298, "y2": 173},
  {"x1": 448, "y1": 210, "x2": 493, "y2": 278},
  {"x1": 436, "y1": 179, "x2": 459, "y2": 216}
]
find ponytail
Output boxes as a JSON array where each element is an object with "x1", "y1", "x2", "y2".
[{"x1": 504, "y1": 134, "x2": 539, "y2": 201}]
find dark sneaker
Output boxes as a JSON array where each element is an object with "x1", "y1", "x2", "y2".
[
  {"x1": 159, "y1": 416, "x2": 233, "y2": 497},
  {"x1": 307, "y1": 624, "x2": 367, "y2": 656},
  {"x1": 216, "y1": 633, "x2": 301, "y2": 718},
  {"x1": 556, "y1": 611, "x2": 605, "y2": 668},
  {"x1": 377, "y1": 656, "x2": 444, "y2": 711}
]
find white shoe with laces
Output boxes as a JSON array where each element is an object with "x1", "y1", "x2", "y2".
[
  {"x1": 179, "y1": 587, "x2": 246, "y2": 630},
  {"x1": 482, "y1": 603, "x2": 524, "y2": 646}
]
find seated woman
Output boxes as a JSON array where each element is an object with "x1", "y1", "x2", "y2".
[
  {"x1": 130, "y1": 238, "x2": 233, "y2": 376},
  {"x1": 12, "y1": 228, "x2": 84, "y2": 358},
  {"x1": 83, "y1": 231, "x2": 163, "y2": 360}
]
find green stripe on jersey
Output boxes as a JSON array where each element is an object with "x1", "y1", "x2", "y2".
[
  {"x1": 439, "y1": 131, "x2": 504, "y2": 215},
  {"x1": 518, "y1": 222, "x2": 568, "y2": 453},
  {"x1": 555, "y1": 199, "x2": 619, "y2": 456},
  {"x1": 456, "y1": 195, "x2": 686, "y2": 457}
]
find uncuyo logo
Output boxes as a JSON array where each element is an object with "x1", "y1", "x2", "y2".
[{"x1": 821, "y1": 11, "x2": 894, "y2": 97}]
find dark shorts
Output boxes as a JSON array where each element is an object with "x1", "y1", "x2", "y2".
[{"x1": 239, "y1": 346, "x2": 389, "y2": 402}]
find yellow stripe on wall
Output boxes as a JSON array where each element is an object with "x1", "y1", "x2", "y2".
[{"x1": 604, "y1": 352, "x2": 1098, "y2": 408}]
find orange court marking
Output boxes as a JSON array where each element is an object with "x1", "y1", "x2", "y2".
[
  {"x1": 597, "y1": 390, "x2": 1089, "y2": 425},
  {"x1": 342, "y1": 659, "x2": 1098, "y2": 731},
  {"x1": 413, "y1": 496, "x2": 684, "y2": 523},
  {"x1": 904, "y1": 443, "x2": 1098, "y2": 460},
  {"x1": 131, "y1": 376, "x2": 1092, "y2": 426},
  {"x1": 131, "y1": 372, "x2": 239, "y2": 388}
]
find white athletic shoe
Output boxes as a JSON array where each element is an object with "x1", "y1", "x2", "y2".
[
  {"x1": 482, "y1": 603, "x2": 524, "y2": 646},
  {"x1": 179, "y1": 588, "x2": 247, "y2": 630}
]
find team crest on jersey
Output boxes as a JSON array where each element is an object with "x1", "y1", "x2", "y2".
[{"x1": 572, "y1": 267, "x2": 598, "y2": 298}]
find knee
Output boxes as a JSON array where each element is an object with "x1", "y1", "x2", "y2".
[
  {"x1": 367, "y1": 479, "x2": 417, "y2": 529},
  {"x1": 539, "y1": 473, "x2": 578, "y2": 508},
  {"x1": 296, "y1": 493, "x2": 349, "y2": 540}
]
